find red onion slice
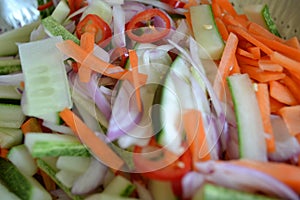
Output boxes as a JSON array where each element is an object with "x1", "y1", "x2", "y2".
[
  {"x1": 193, "y1": 161, "x2": 299, "y2": 200},
  {"x1": 112, "y1": 5, "x2": 126, "y2": 47}
]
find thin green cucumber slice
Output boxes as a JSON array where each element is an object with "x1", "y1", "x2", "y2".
[
  {"x1": 190, "y1": 4, "x2": 225, "y2": 60},
  {"x1": 0, "y1": 127, "x2": 23, "y2": 148},
  {"x1": 0, "y1": 157, "x2": 52, "y2": 200},
  {"x1": 0, "y1": 103, "x2": 25, "y2": 128},
  {"x1": 243, "y1": 4, "x2": 281, "y2": 37},
  {"x1": 102, "y1": 175, "x2": 136, "y2": 197},
  {"x1": 0, "y1": 59, "x2": 22, "y2": 75},
  {"x1": 227, "y1": 74, "x2": 267, "y2": 161},
  {"x1": 0, "y1": 85, "x2": 21, "y2": 104},
  {"x1": 0, "y1": 180, "x2": 21, "y2": 200}
]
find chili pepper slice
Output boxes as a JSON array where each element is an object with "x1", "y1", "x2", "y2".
[
  {"x1": 160, "y1": 0, "x2": 186, "y2": 8},
  {"x1": 76, "y1": 14, "x2": 112, "y2": 47},
  {"x1": 126, "y1": 9, "x2": 171, "y2": 43},
  {"x1": 133, "y1": 142, "x2": 192, "y2": 181}
]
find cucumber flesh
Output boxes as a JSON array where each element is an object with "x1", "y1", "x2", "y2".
[
  {"x1": 0, "y1": 127, "x2": 23, "y2": 148},
  {"x1": 0, "y1": 85, "x2": 21, "y2": 102},
  {"x1": 0, "y1": 180, "x2": 22, "y2": 200},
  {"x1": 148, "y1": 179, "x2": 177, "y2": 200},
  {"x1": 85, "y1": 193, "x2": 138, "y2": 200},
  {"x1": 243, "y1": 4, "x2": 281, "y2": 37},
  {"x1": 51, "y1": 0, "x2": 71, "y2": 24},
  {"x1": 0, "y1": 103, "x2": 25, "y2": 128},
  {"x1": 56, "y1": 156, "x2": 91, "y2": 173},
  {"x1": 36, "y1": 158, "x2": 84, "y2": 200},
  {"x1": 227, "y1": 74, "x2": 267, "y2": 161},
  {"x1": 55, "y1": 169, "x2": 81, "y2": 188},
  {"x1": 193, "y1": 184, "x2": 276, "y2": 200},
  {"x1": 0, "y1": 157, "x2": 52, "y2": 200},
  {"x1": 18, "y1": 36, "x2": 73, "y2": 124},
  {"x1": 0, "y1": 20, "x2": 40, "y2": 56},
  {"x1": 7, "y1": 144, "x2": 37, "y2": 176},
  {"x1": 190, "y1": 4, "x2": 225, "y2": 60},
  {"x1": 102, "y1": 175, "x2": 135, "y2": 197},
  {"x1": 80, "y1": 0, "x2": 113, "y2": 24}
]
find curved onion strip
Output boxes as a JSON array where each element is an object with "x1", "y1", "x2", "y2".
[
  {"x1": 112, "y1": 5, "x2": 126, "y2": 47},
  {"x1": 182, "y1": 171, "x2": 205, "y2": 199},
  {"x1": 106, "y1": 80, "x2": 143, "y2": 141},
  {"x1": 195, "y1": 161, "x2": 299, "y2": 200},
  {"x1": 122, "y1": 1, "x2": 147, "y2": 23}
]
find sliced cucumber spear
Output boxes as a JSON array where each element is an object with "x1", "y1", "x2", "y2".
[
  {"x1": 190, "y1": 4, "x2": 225, "y2": 60},
  {"x1": 243, "y1": 4, "x2": 281, "y2": 37},
  {"x1": 227, "y1": 74, "x2": 267, "y2": 161},
  {"x1": 0, "y1": 157, "x2": 52, "y2": 200}
]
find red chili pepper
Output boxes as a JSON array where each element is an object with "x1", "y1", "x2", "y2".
[
  {"x1": 126, "y1": 9, "x2": 171, "y2": 43},
  {"x1": 76, "y1": 14, "x2": 112, "y2": 47},
  {"x1": 133, "y1": 142, "x2": 192, "y2": 181},
  {"x1": 38, "y1": 0, "x2": 54, "y2": 11},
  {"x1": 160, "y1": 0, "x2": 186, "y2": 8},
  {"x1": 68, "y1": 0, "x2": 86, "y2": 14}
]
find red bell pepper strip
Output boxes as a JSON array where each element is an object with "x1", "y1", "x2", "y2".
[
  {"x1": 126, "y1": 8, "x2": 171, "y2": 43},
  {"x1": 76, "y1": 14, "x2": 112, "y2": 47}
]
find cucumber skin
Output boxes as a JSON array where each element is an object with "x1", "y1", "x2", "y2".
[
  {"x1": 36, "y1": 158, "x2": 84, "y2": 200},
  {"x1": 261, "y1": 5, "x2": 281, "y2": 37},
  {"x1": 0, "y1": 157, "x2": 51, "y2": 200},
  {"x1": 0, "y1": 59, "x2": 22, "y2": 75},
  {"x1": 31, "y1": 142, "x2": 91, "y2": 157}
]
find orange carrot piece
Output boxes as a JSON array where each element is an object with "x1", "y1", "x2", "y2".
[
  {"x1": 229, "y1": 55, "x2": 240, "y2": 74},
  {"x1": 279, "y1": 106, "x2": 300, "y2": 136},
  {"x1": 213, "y1": 32, "x2": 239, "y2": 99},
  {"x1": 215, "y1": 17, "x2": 229, "y2": 41},
  {"x1": 258, "y1": 57, "x2": 283, "y2": 72},
  {"x1": 183, "y1": 0, "x2": 198, "y2": 9},
  {"x1": 183, "y1": 110, "x2": 210, "y2": 167},
  {"x1": 21, "y1": 118, "x2": 43, "y2": 134},
  {"x1": 39, "y1": 169, "x2": 56, "y2": 191},
  {"x1": 229, "y1": 159, "x2": 300, "y2": 193},
  {"x1": 56, "y1": 40, "x2": 147, "y2": 86},
  {"x1": 284, "y1": 36, "x2": 300, "y2": 49},
  {"x1": 211, "y1": 0, "x2": 223, "y2": 19},
  {"x1": 59, "y1": 108, "x2": 124, "y2": 170},
  {"x1": 78, "y1": 32, "x2": 94, "y2": 83},
  {"x1": 227, "y1": 25, "x2": 273, "y2": 55},
  {"x1": 240, "y1": 64, "x2": 285, "y2": 83},
  {"x1": 270, "y1": 97, "x2": 285, "y2": 114},
  {"x1": 0, "y1": 148, "x2": 9, "y2": 158},
  {"x1": 236, "y1": 47, "x2": 256, "y2": 59},
  {"x1": 238, "y1": 40, "x2": 253, "y2": 49},
  {"x1": 236, "y1": 54, "x2": 258, "y2": 67},
  {"x1": 234, "y1": 14, "x2": 250, "y2": 28},
  {"x1": 255, "y1": 83, "x2": 275, "y2": 152},
  {"x1": 222, "y1": 13, "x2": 244, "y2": 28},
  {"x1": 128, "y1": 49, "x2": 142, "y2": 112},
  {"x1": 247, "y1": 22, "x2": 285, "y2": 43},
  {"x1": 247, "y1": 46, "x2": 261, "y2": 59},
  {"x1": 253, "y1": 35, "x2": 300, "y2": 62},
  {"x1": 269, "y1": 51, "x2": 300, "y2": 81},
  {"x1": 215, "y1": 0, "x2": 238, "y2": 17},
  {"x1": 269, "y1": 80, "x2": 298, "y2": 106},
  {"x1": 282, "y1": 76, "x2": 300, "y2": 103}
]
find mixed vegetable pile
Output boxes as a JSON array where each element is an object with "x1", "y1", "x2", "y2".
[{"x1": 0, "y1": 0, "x2": 300, "y2": 199}]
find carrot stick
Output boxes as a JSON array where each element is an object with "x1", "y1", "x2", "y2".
[
  {"x1": 39, "y1": 169, "x2": 56, "y2": 191},
  {"x1": 236, "y1": 54, "x2": 258, "y2": 67},
  {"x1": 236, "y1": 47, "x2": 257, "y2": 59},
  {"x1": 279, "y1": 106, "x2": 300, "y2": 136},
  {"x1": 282, "y1": 76, "x2": 300, "y2": 103},
  {"x1": 255, "y1": 83, "x2": 275, "y2": 152},
  {"x1": 247, "y1": 46, "x2": 261, "y2": 59},
  {"x1": 78, "y1": 32, "x2": 94, "y2": 83},
  {"x1": 215, "y1": 17, "x2": 229, "y2": 41},
  {"x1": 269, "y1": 80, "x2": 298, "y2": 106},
  {"x1": 128, "y1": 49, "x2": 142, "y2": 112},
  {"x1": 0, "y1": 148, "x2": 9, "y2": 158},
  {"x1": 269, "y1": 97, "x2": 285, "y2": 114},
  {"x1": 229, "y1": 55, "x2": 240, "y2": 74},
  {"x1": 211, "y1": 0, "x2": 223, "y2": 19},
  {"x1": 247, "y1": 22, "x2": 285, "y2": 43},
  {"x1": 215, "y1": 0, "x2": 238, "y2": 17},
  {"x1": 56, "y1": 40, "x2": 148, "y2": 86},
  {"x1": 59, "y1": 108, "x2": 124, "y2": 170},
  {"x1": 222, "y1": 13, "x2": 244, "y2": 28},
  {"x1": 284, "y1": 36, "x2": 300, "y2": 49},
  {"x1": 229, "y1": 159, "x2": 300, "y2": 193},
  {"x1": 227, "y1": 25, "x2": 274, "y2": 55},
  {"x1": 21, "y1": 118, "x2": 43, "y2": 134},
  {"x1": 213, "y1": 32, "x2": 239, "y2": 99},
  {"x1": 253, "y1": 35, "x2": 300, "y2": 62},
  {"x1": 183, "y1": 110, "x2": 210, "y2": 167},
  {"x1": 258, "y1": 57, "x2": 283, "y2": 72},
  {"x1": 269, "y1": 51, "x2": 300, "y2": 81},
  {"x1": 240, "y1": 64, "x2": 285, "y2": 83}
]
